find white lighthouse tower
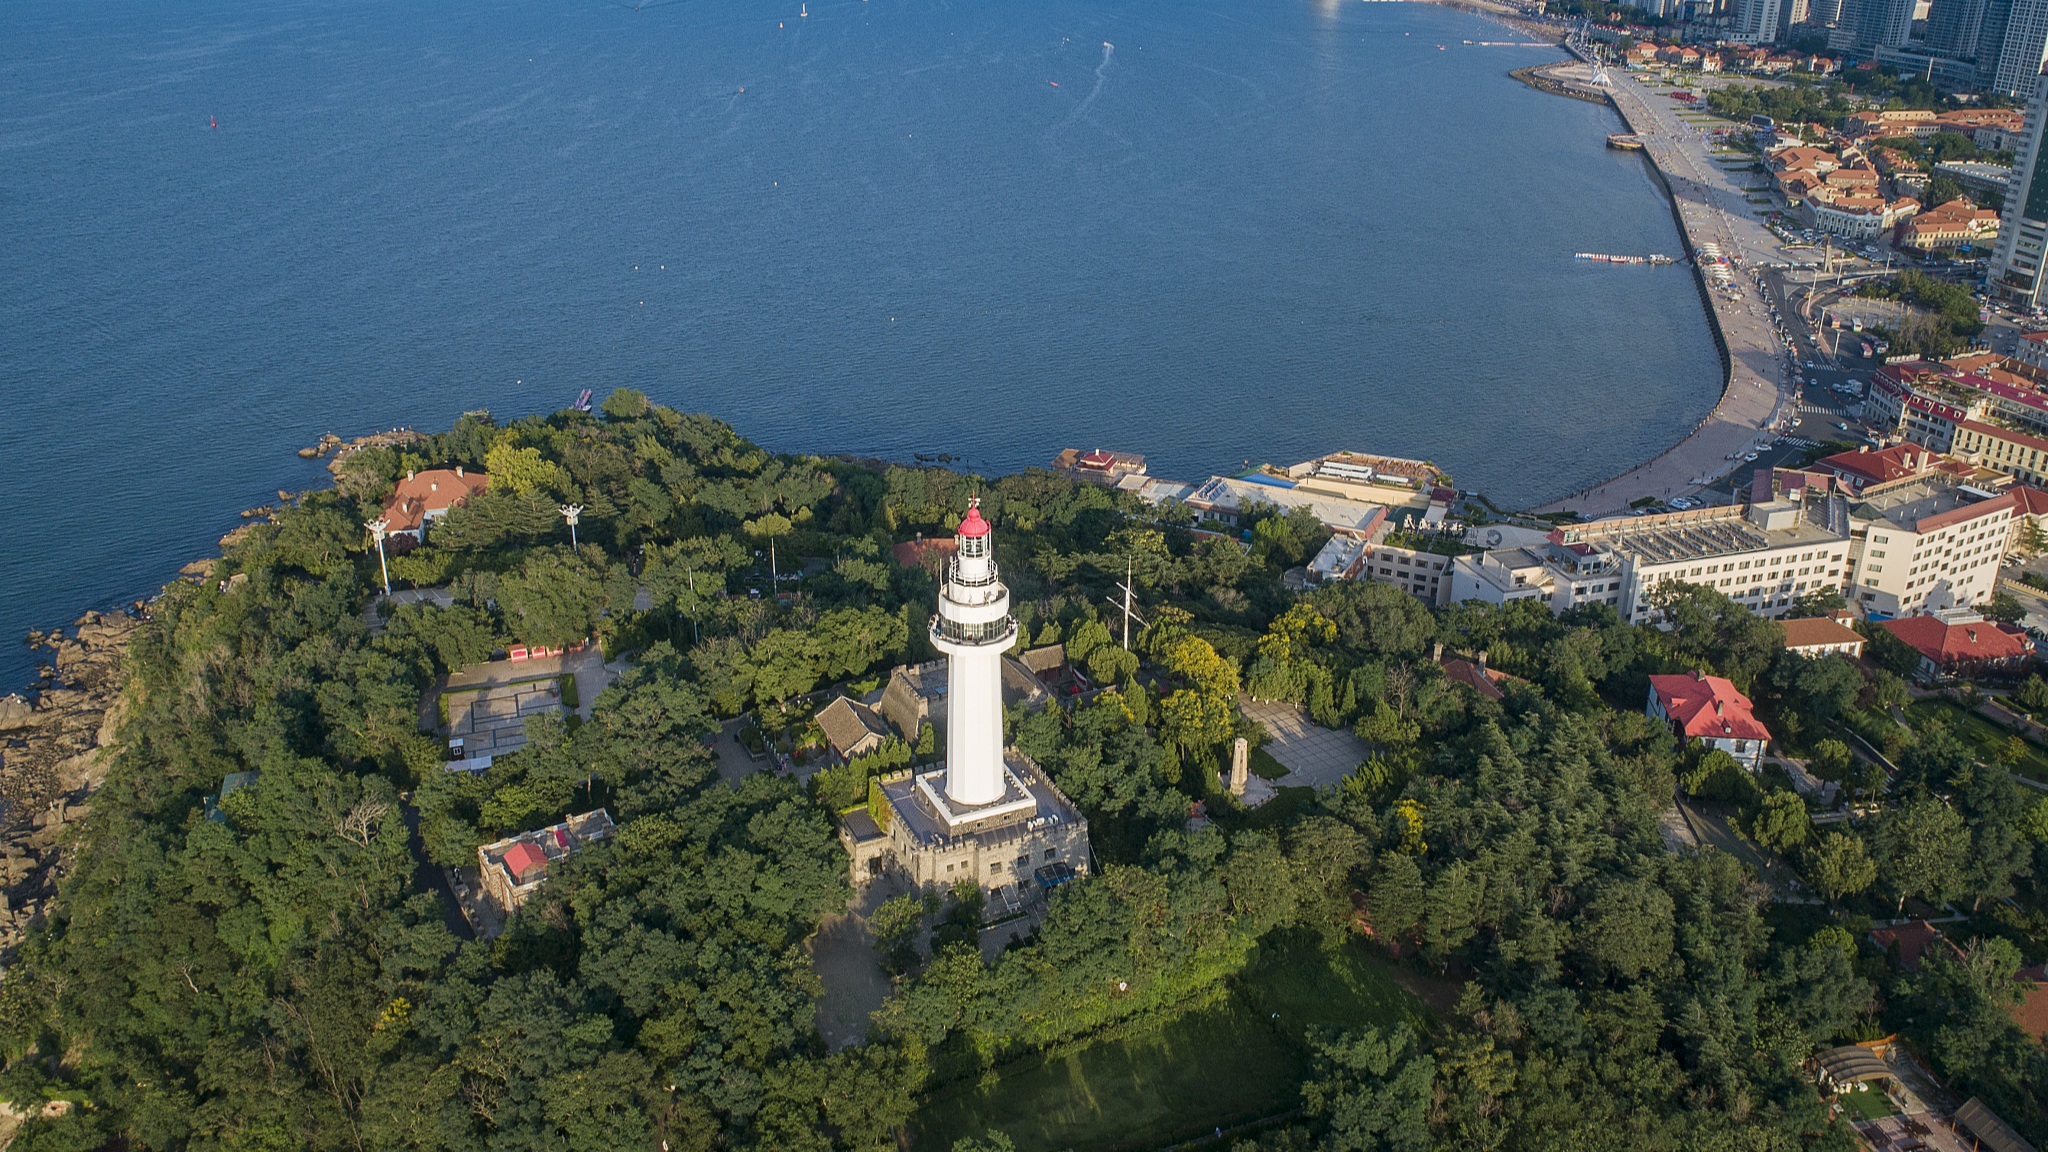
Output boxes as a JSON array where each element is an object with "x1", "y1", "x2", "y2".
[{"x1": 929, "y1": 497, "x2": 1015, "y2": 807}]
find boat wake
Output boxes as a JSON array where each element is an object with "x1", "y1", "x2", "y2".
[{"x1": 1066, "y1": 39, "x2": 1113, "y2": 122}]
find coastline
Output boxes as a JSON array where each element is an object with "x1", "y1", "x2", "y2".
[{"x1": 1509, "y1": 51, "x2": 1797, "y2": 517}]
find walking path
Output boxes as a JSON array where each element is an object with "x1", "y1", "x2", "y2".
[{"x1": 1532, "y1": 62, "x2": 1801, "y2": 518}]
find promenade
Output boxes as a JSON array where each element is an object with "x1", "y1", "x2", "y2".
[{"x1": 1532, "y1": 62, "x2": 1800, "y2": 519}]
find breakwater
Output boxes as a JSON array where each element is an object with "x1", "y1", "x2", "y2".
[{"x1": 1509, "y1": 65, "x2": 1609, "y2": 104}]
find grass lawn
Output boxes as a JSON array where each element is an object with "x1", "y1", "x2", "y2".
[
  {"x1": 1902, "y1": 699, "x2": 2048, "y2": 781},
  {"x1": 1249, "y1": 748, "x2": 1289, "y2": 780},
  {"x1": 1833, "y1": 1086, "x2": 1895, "y2": 1123},
  {"x1": 911, "y1": 932, "x2": 1427, "y2": 1152}
]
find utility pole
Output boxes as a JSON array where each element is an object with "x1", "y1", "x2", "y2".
[
  {"x1": 1103, "y1": 559, "x2": 1147, "y2": 652},
  {"x1": 559, "y1": 504, "x2": 583, "y2": 550},
  {"x1": 365, "y1": 517, "x2": 392, "y2": 596}
]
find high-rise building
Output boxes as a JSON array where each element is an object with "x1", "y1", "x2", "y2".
[
  {"x1": 1734, "y1": 0, "x2": 1784, "y2": 41},
  {"x1": 839, "y1": 500, "x2": 1093, "y2": 896},
  {"x1": 1780, "y1": 0, "x2": 1812, "y2": 38},
  {"x1": 1977, "y1": 0, "x2": 2017, "y2": 78},
  {"x1": 1990, "y1": 0, "x2": 2048, "y2": 94},
  {"x1": 1832, "y1": 0, "x2": 1919, "y2": 49},
  {"x1": 1810, "y1": 0, "x2": 1846, "y2": 24},
  {"x1": 1928, "y1": 0, "x2": 1991, "y2": 56},
  {"x1": 1992, "y1": 84, "x2": 2048, "y2": 305}
]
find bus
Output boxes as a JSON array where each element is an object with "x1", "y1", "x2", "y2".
[{"x1": 1750, "y1": 114, "x2": 1774, "y2": 129}]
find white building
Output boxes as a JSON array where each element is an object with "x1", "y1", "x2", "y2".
[
  {"x1": 1843, "y1": 480, "x2": 2016, "y2": 616},
  {"x1": 1448, "y1": 500, "x2": 1852, "y2": 624}
]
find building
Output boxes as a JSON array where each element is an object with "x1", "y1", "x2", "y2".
[
  {"x1": 817, "y1": 695, "x2": 894, "y2": 763},
  {"x1": 1448, "y1": 499, "x2": 1852, "y2": 624},
  {"x1": 1899, "y1": 198, "x2": 2002, "y2": 252},
  {"x1": 1868, "y1": 918, "x2": 1965, "y2": 969},
  {"x1": 1813, "y1": 443, "x2": 1972, "y2": 492},
  {"x1": 1811, "y1": 194, "x2": 1920, "y2": 239},
  {"x1": 1832, "y1": 0, "x2": 1918, "y2": 53},
  {"x1": 1844, "y1": 109, "x2": 1938, "y2": 137},
  {"x1": 1844, "y1": 481, "x2": 2015, "y2": 615},
  {"x1": 1185, "y1": 474, "x2": 1395, "y2": 535},
  {"x1": 1049, "y1": 448, "x2": 1147, "y2": 486},
  {"x1": 1988, "y1": 0, "x2": 2048, "y2": 98},
  {"x1": 380, "y1": 467, "x2": 490, "y2": 543},
  {"x1": 1951, "y1": 419, "x2": 2048, "y2": 485},
  {"x1": 1879, "y1": 607, "x2": 2037, "y2": 676},
  {"x1": 1994, "y1": 80, "x2": 2048, "y2": 305},
  {"x1": 1933, "y1": 160, "x2": 2015, "y2": 198},
  {"x1": 1731, "y1": 0, "x2": 1783, "y2": 41},
  {"x1": 477, "y1": 809, "x2": 615, "y2": 921},
  {"x1": 1781, "y1": 614, "x2": 1868, "y2": 657},
  {"x1": 1648, "y1": 671, "x2": 1771, "y2": 770},
  {"x1": 875, "y1": 654, "x2": 1050, "y2": 742},
  {"x1": 841, "y1": 501, "x2": 1092, "y2": 898}
]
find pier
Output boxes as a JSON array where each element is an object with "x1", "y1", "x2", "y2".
[{"x1": 1522, "y1": 56, "x2": 1798, "y2": 519}]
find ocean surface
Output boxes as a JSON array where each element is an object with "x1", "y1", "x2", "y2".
[{"x1": 0, "y1": 0, "x2": 1720, "y2": 691}]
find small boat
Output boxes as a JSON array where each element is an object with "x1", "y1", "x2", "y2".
[
  {"x1": 1049, "y1": 80, "x2": 1058, "y2": 86},
  {"x1": 209, "y1": 116, "x2": 217, "y2": 129},
  {"x1": 573, "y1": 389, "x2": 593, "y2": 412}
]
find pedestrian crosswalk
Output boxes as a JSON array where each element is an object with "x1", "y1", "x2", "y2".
[{"x1": 1778, "y1": 436, "x2": 1820, "y2": 449}]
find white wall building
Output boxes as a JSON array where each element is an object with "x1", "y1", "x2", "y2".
[
  {"x1": 1448, "y1": 501, "x2": 1853, "y2": 623},
  {"x1": 1843, "y1": 481, "x2": 2016, "y2": 615}
]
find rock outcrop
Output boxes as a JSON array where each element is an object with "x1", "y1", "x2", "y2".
[{"x1": 2, "y1": 610, "x2": 138, "y2": 967}]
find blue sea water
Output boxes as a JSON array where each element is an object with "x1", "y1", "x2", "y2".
[{"x1": 0, "y1": 0, "x2": 1719, "y2": 691}]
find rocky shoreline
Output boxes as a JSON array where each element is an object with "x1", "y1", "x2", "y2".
[{"x1": 0, "y1": 429, "x2": 430, "y2": 970}]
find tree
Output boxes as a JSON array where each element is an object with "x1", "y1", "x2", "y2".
[
  {"x1": 1983, "y1": 591, "x2": 2027, "y2": 625},
  {"x1": 746, "y1": 513, "x2": 794, "y2": 588},
  {"x1": 495, "y1": 546, "x2": 628, "y2": 648},
  {"x1": 1750, "y1": 789, "x2": 1811, "y2": 865},
  {"x1": 1575, "y1": 879, "x2": 1676, "y2": 980},
  {"x1": 1805, "y1": 831, "x2": 1877, "y2": 905},
  {"x1": 2018, "y1": 516, "x2": 2048, "y2": 556},
  {"x1": 599, "y1": 387, "x2": 651, "y2": 420},
  {"x1": 484, "y1": 440, "x2": 570, "y2": 496},
  {"x1": 2018, "y1": 673, "x2": 2048, "y2": 716},
  {"x1": 1808, "y1": 738, "x2": 1854, "y2": 782},
  {"x1": 1300, "y1": 1025, "x2": 1435, "y2": 1152},
  {"x1": 1872, "y1": 798, "x2": 1970, "y2": 914}
]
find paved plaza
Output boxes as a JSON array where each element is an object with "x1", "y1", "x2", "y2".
[
  {"x1": 445, "y1": 677, "x2": 566, "y2": 758},
  {"x1": 1240, "y1": 700, "x2": 1367, "y2": 789}
]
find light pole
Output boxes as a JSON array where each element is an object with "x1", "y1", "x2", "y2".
[
  {"x1": 365, "y1": 517, "x2": 392, "y2": 596},
  {"x1": 560, "y1": 504, "x2": 583, "y2": 550}
]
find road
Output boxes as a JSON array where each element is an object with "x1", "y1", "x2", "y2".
[{"x1": 1534, "y1": 64, "x2": 1808, "y2": 518}]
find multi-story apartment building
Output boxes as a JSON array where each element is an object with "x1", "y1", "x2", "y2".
[
  {"x1": 1865, "y1": 359, "x2": 2048, "y2": 448},
  {"x1": 1311, "y1": 533, "x2": 1466, "y2": 606},
  {"x1": 1449, "y1": 498, "x2": 1853, "y2": 625},
  {"x1": 1843, "y1": 480, "x2": 2015, "y2": 615}
]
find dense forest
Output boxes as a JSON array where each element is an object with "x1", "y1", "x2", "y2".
[{"x1": 3, "y1": 393, "x2": 2046, "y2": 1151}]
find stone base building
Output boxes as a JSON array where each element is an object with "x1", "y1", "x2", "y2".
[{"x1": 840, "y1": 754, "x2": 1090, "y2": 899}]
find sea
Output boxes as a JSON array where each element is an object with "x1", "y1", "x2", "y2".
[{"x1": 0, "y1": 0, "x2": 1721, "y2": 692}]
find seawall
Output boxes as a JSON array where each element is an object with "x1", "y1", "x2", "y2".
[{"x1": 1517, "y1": 54, "x2": 1794, "y2": 517}]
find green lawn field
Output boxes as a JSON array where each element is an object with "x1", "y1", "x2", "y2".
[{"x1": 911, "y1": 931, "x2": 1429, "y2": 1152}]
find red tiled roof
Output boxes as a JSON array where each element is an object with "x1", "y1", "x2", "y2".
[
  {"x1": 2012, "y1": 485, "x2": 2048, "y2": 516},
  {"x1": 2014, "y1": 966, "x2": 2048, "y2": 1040},
  {"x1": 1879, "y1": 615, "x2": 2034, "y2": 666},
  {"x1": 1957, "y1": 420, "x2": 2048, "y2": 457},
  {"x1": 1440, "y1": 658, "x2": 1507, "y2": 701},
  {"x1": 1648, "y1": 673, "x2": 1771, "y2": 742},
  {"x1": 1869, "y1": 920, "x2": 1959, "y2": 970},
  {"x1": 503, "y1": 841, "x2": 548, "y2": 884},
  {"x1": 1780, "y1": 617, "x2": 1864, "y2": 651},
  {"x1": 891, "y1": 537, "x2": 958, "y2": 570},
  {"x1": 1816, "y1": 444, "x2": 1933, "y2": 487},
  {"x1": 382, "y1": 468, "x2": 489, "y2": 533}
]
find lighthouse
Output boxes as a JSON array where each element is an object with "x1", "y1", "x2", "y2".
[{"x1": 929, "y1": 496, "x2": 1015, "y2": 807}]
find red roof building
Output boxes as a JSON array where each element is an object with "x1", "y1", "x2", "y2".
[
  {"x1": 1878, "y1": 610, "x2": 2035, "y2": 679},
  {"x1": 2012, "y1": 966, "x2": 2048, "y2": 1040},
  {"x1": 380, "y1": 467, "x2": 490, "y2": 540},
  {"x1": 1647, "y1": 671, "x2": 1771, "y2": 769},
  {"x1": 1813, "y1": 444, "x2": 1955, "y2": 495},
  {"x1": 1868, "y1": 920, "x2": 1963, "y2": 970},
  {"x1": 502, "y1": 841, "x2": 548, "y2": 885}
]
